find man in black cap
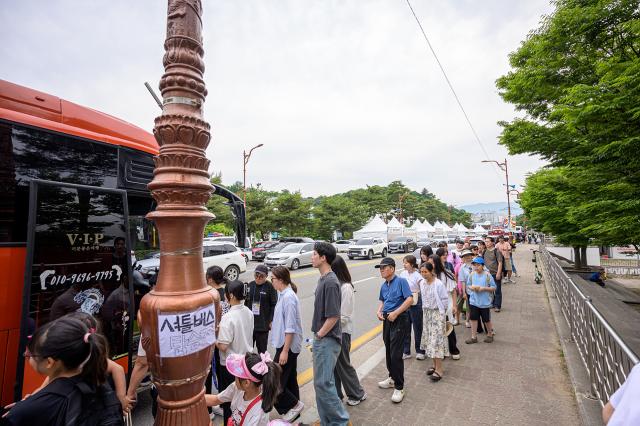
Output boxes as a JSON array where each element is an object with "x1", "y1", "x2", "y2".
[
  {"x1": 244, "y1": 263, "x2": 277, "y2": 353},
  {"x1": 375, "y1": 257, "x2": 413, "y2": 403}
]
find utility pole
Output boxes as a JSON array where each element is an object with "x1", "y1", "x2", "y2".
[
  {"x1": 398, "y1": 192, "x2": 408, "y2": 226},
  {"x1": 140, "y1": 2, "x2": 214, "y2": 424},
  {"x1": 243, "y1": 143, "x2": 264, "y2": 208},
  {"x1": 482, "y1": 158, "x2": 512, "y2": 233}
]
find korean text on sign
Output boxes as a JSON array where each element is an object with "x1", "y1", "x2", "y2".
[{"x1": 157, "y1": 304, "x2": 216, "y2": 358}]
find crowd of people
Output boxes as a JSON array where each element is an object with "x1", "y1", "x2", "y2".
[{"x1": 14, "y1": 235, "x2": 639, "y2": 426}]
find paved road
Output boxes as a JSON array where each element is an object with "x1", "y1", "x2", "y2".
[
  {"x1": 132, "y1": 252, "x2": 408, "y2": 424},
  {"x1": 239, "y1": 253, "x2": 407, "y2": 374}
]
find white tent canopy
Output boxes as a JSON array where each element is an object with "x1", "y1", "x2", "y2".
[
  {"x1": 409, "y1": 219, "x2": 423, "y2": 230},
  {"x1": 458, "y1": 223, "x2": 470, "y2": 233},
  {"x1": 353, "y1": 215, "x2": 388, "y2": 240},
  {"x1": 387, "y1": 217, "x2": 404, "y2": 238},
  {"x1": 472, "y1": 224, "x2": 486, "y2": 234},
  {"x1": 415, "y1": 220, "x2": 435, "y2": 239}
]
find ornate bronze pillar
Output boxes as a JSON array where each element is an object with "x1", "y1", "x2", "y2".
[{"x1": 140, "y1": 0, "x2": 214, "y2": 424}]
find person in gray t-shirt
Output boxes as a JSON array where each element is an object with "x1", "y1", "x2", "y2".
[
  {"x1": 311, "y1": 271, "x2": 342, "y2": 341},
  {"x1": 311, "y1": 242, "x2": 350, "y2": 425}
]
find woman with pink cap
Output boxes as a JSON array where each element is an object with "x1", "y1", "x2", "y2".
[{"x1": 206, "y1": 352, "x2": 281, "y2": 426}]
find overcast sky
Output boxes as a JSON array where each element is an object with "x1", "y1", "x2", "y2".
[{"x1": 1, "y1": 0, "x2": 552, "y2": 206}]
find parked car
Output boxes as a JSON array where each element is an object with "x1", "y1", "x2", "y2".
[
  {"x1": 333, "y1": 240, "x2": 353, "y2": 253},
  {"x1": 279, "y1": 237, "x2": 315, "y2": 243},
  {"x1": 348, "y1": 238, "x2": 387, "y2": 260},
  {"x1": 416, "y1": 239, "x2": 434, "y2": 248},
  {"x1": 387, "y1": 237, "x2": 418, "y2": 253},
  {"x1": 265, "y1": 243, "x2": 314, "y2": 270},
  {"x1": 136, "y1": 241, "x2": 246, "y2": 281},
  {"x1": 252, "y1": 241, "x2": 278, "y2": 256},
  {"x1": 253, "y1": 242, "x2": 293, "y2": 262}
]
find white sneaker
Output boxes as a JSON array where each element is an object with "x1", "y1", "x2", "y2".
[
  {"x1": 451, "y1": 354, "x2": 461, "y2": 360},
  {"x1": 402, "y1": 353, "x2": 412, "y2": 360},
  {"x1": 281, "y1": 401, "x2": 304, "y2": 422},
  {"x1": 415, "y1": 353, "x2": 426, "y2": 360},
  {"x1": 452, "y1": 318, "x2": 459, "y2": 326},
  {"x1": 378, "y1": 377, "x2": 395, "y2": 389},
  {"x1": 346, "y1": 392, "x2": 367, "y2": 406},
  {"x1": 391, "y1": 389, "x2": 405, "y2": 403}
]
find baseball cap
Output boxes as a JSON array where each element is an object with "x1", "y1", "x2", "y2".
[
  {"x1": 375, "y1": 257, "x2": 396, "y2": 268},
  {"x1": 471, "y1": 256, "x2": 485, "y2": 265},
  {"x1": 254, "y1": 264, "x2": 269, "y2": 276}
]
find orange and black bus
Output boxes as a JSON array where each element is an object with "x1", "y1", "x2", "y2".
[{"x1": 0, "y1": 79, "x2": 244, "y2": 405}]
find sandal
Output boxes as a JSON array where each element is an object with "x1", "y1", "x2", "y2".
[
  {"x1": 465, "y1": 337, "x2": 478, "y2": 344},
  {"x1": 426, "y1": 367, "x2": 435, "y2": 376},
  {"x1": 430, "y1": 371, "x2": 442, "y2": 382}
]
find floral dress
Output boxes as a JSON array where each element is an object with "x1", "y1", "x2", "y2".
[{"x1": 420, "y1": 277, "x2": 450, "y2": 359}]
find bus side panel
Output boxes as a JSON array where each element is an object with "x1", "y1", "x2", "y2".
[
  {"x1": 0, "y1": 247, "x2": 25, "y2": 405},
  {"x1": 1, "y1": 330, "x2": 20, "y2": 406},
  {"x1": 0, "y1": 247, "x2": 26, "y2": 330},
  {"x1": 0, "y1": 331, "x2": 6, "y2": 405},
  {"x1": 113, "y1": 355, "x2": 130, "y2": 374}
]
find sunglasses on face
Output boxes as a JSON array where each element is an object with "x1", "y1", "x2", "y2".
[{"x1": 254, "y1": 273, "x2": 266, "y2": 279}]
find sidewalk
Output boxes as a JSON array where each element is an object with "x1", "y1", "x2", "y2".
[{"x1": 302, "y1": 244, "x2": 581, "y2": 425}]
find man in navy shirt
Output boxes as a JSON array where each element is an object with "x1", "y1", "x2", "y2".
[{"x1": 375, "y1": 257, "x2": 413, "y2": 403}]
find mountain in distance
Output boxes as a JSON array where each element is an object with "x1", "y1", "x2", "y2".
[{"x1": 459, "y1": 202, "x2": 523, "y2": 216}]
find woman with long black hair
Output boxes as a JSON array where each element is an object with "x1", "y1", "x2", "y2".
[
  {"x1": 431, "y1": 251, "x2": 461, "y2": 360},
  {"x1": 2, "y1": 316, "x2": 122, "y2": 425},
  {"x1": 331, "y1": 257, "x2": 367, "y2": 406},
  {"x1": 269, "y1": 266, "x2": 305, "y2": 422}
]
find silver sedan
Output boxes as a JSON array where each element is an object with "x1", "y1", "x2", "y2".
[{"x1": 264, "y1": 242, "x2": 314, "y2": 270}]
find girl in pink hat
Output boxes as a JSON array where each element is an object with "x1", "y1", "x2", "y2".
[{"x1": 206, "y1": 352, "x2": 282, "y2": 426}]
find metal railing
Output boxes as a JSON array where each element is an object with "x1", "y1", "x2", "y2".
[{"x1": 537, "y1": 246, "x2": 639, "y2": 406}]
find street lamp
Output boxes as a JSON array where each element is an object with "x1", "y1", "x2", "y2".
[
  {"x1": 481, "y1": 159, "x2": 512, "y2": 232},
  {"x1": 140, "y1": 2, "x2": 215, "y2": 424},
  {"x1": 243, "y1": 143, "x2": 264, "y2": 207}
]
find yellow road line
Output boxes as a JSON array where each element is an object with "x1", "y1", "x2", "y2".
[{"x1": 296, "y1": 323, "x2": 383, "y2": 386}]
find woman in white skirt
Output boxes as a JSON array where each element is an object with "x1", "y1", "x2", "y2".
[{"x1": 419, "y1": 261, "x2": 449, "y2": 382}]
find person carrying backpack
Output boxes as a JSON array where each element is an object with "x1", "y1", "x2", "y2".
[
  {"x1": 465, "y1": 257, "x2": 497, "y2": 345},
  {"x1": 1, "y1": 316, "x2": 123, "y2": 426}
]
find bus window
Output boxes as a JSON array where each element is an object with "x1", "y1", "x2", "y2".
[{"x1": 19, "y1": 181, "x2": 133, "y2": 396}]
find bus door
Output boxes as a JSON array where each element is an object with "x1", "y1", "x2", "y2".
[{"x1": 16, "y1": 179, "x2": 134, "y2": 400}]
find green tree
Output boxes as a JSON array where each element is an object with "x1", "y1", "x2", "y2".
[
  {"x1": 497, "y1": 0, "x2": 640, "y2": 251},
  {"x1": 206, "y1": 173, "x2": 235, "y2": 233},
  {"x1": 272, "y1": 191, "x2": 312, "y2": 237},
  {"x1": 245, "y1": 187, "x2": 275, "y2": 239},
  {"x1": 312, "y1": 195, "x2": 369, "y2": 240},
  {"x1": 520, "y1": 168, "x2": 590, "y2": 267}
]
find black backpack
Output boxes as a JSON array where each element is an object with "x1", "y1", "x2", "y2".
[{"x1": 46, "y1": 376, "x2": 124, "y2": 426}]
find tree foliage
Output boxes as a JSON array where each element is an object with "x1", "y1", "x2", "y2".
[
  {"x1": 205, "y1": 178, "x2": 472, "y2": 241},
  {"x1": 497, "y1": 0, "x2": 640, "y2": 251}
]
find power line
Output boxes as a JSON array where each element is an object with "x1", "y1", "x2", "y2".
[{"x1": 404, "y1": 0, "x2": 503, "y2": 181}]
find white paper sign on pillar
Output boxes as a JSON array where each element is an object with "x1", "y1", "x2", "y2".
[{"x1": 157, "y1": 304, "x2": 216, "y2": 358}]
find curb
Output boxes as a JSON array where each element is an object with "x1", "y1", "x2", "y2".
[{"x1": 297, "y1": 329, "x2": 385, "y2": 424}]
